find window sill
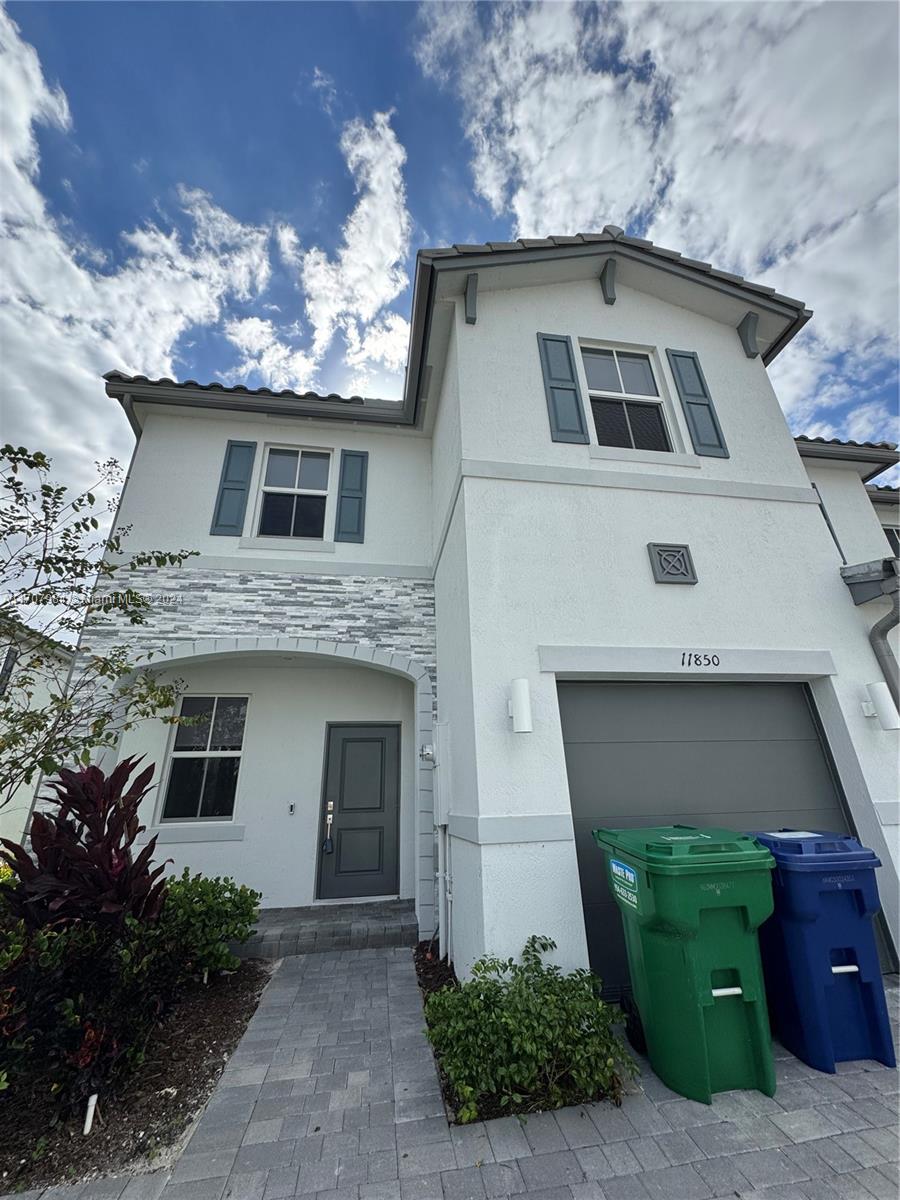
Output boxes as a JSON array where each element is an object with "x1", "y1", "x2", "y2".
[
  {"x1": 143, "y1": 824, "x2": 246, "y2": 844},
  {"x1": 239, "y1": 537, "x2": 336, "y2": 553},
  {"x1": 587, "y1": 445, "x2": 701, "y2": 469}
]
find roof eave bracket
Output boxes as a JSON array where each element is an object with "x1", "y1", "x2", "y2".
[
  {"x1": 599, "y1": 257, "x2": 617, "y2": 306},
  {"x1": 737, "y1": 311, "x2": 760, "y2": 359},
  {"x1": 464, "y1": 273, "x2": 478, "y2": 325}
]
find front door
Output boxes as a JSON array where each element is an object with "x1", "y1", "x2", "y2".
[{"x1": 317, "y1": 724, "x2": 400, "y2": 900}]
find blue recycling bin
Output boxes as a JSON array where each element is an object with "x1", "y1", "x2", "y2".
[{"x1": 752, "y1": 830, "x2": 896, "y2": 1073}]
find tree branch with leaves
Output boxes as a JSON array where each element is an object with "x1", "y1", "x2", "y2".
[{"x1": 0, "y1": 444, "x2": 196, "y2": 811}]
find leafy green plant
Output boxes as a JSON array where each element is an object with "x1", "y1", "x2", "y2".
[
  {"x1": 0, "y1": 759, "x2": 167, "y2": 929},
  {"x1": 154, "y1": 869, "x2": 261, "y2": 982},
  {"x1": 425, "y1": 935, "x2": 634, "y2": 1122}
]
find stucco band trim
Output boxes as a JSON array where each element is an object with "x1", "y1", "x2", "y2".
[{"x1": 538, "y1": 645, "x2": 836, "y2": 680}]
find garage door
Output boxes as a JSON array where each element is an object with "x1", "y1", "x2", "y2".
[{"x1": 559, "y1": 681, "x2": 867, "y2": 997}]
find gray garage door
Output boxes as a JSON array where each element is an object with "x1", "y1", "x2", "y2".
[{"x1": 558, "y1": 681, "x2": 869, "y2": 997}]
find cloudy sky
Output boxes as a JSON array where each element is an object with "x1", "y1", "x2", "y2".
[{"x1": 1, "y1": 1, "x2": 897, "y2": 491}]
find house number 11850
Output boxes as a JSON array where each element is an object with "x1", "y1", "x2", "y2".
[{"x1": 681, "y1": 652, "x2": 721, "y2": 667}]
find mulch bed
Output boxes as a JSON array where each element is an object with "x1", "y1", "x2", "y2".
[{"x1": 0, "y1": 958, "x2": 271, "y2": 1194}]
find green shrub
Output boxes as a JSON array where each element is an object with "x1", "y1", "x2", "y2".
[
  {"x1": 155, "y1": 869, "x2": 261, "y2": 982},
  {"x1": 0, "y1": 764, "x2": 261, "y2": 1113},
  {"x1": 0, "y1": 915, "x2": 168, "y2": 1110},
  {"x1": 424, "y1": 935, "x2": 634, "y2": 1122}
]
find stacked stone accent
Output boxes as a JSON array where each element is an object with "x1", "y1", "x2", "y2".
[{"x1": 87, "y1": 565, "x2": 436, "y2": 681}]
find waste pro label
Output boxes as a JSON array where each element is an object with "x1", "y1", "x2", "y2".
[{"x1": 610, "y1": 859, "x2": 639, "y2": 910}]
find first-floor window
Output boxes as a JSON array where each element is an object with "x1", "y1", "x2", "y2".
[{"x1": 162, "y1": 695, "x2": 248, "y2": 820}]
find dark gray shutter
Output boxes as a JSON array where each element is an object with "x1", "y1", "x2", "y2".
[
  {"x1": 537, "y1": 333, "x2": 589, "y2": 444},
  {"x1": 666, "y1": 350, "x2": 729, "y2": 458},
  {"x1": 334, "y1": 450, "x2": 368, "y2": 543},
  {"x1": 210, "y1": 440, "x2": 257, "y2": 536}
]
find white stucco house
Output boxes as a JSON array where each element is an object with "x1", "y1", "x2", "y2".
[{"x1": 90, "y1": 228, "x2": 899, "y2": 984}]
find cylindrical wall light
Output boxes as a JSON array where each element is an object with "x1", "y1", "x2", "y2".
[
  {"x1": 866, "y1": 682, "x2": 900, "y2": 730},
  {"x1": 508, "y1": 678, "x2": 533, "y2": 733}
]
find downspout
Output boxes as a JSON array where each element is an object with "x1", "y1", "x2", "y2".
[
  {"x1": 869, "y1": 590, "x2": 899, "y2": 707},
  {"x1": 841, "y1": 558, "x2": 899, "y2": 707}
]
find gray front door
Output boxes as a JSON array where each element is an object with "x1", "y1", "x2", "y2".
[
  {"x1": 317, "y1": 724, "x2": 400, "y2": 900},
  {"x1": 558, "y1": 682, "x2": 870, "y2": 997}
]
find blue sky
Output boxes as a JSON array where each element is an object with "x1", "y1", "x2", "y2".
[{"x1": 1, "y1": 1, "x2": 897, "y2": 489}]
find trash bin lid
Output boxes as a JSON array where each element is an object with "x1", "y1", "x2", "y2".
[
  {"x1": 593, "y1": 825, "x2": 774, "y2": 875},
  {"x1": 751, "y1": 829, "x2": 881, "y2": 871}
]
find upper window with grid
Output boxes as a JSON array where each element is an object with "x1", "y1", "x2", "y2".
[
  {"x1": 582, "y1": 349, "x2": 671, "y2": 453},
  {"x1": 258, "y1": 448, "x2": 330, "y2": 539}
]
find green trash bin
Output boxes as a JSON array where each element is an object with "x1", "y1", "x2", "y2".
[{"x1": 592, "y1": 824, "x2": 776, "y2": 1104}]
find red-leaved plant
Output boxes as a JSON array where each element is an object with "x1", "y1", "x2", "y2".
[{"x1": 0, "y1": 757, "x2": 168, "y2": 928}]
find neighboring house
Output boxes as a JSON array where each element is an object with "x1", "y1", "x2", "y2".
[
  {"x1": 93, "y1": 228, "x2": 899, "y2": 983},
  {"x1": 0, "y1": 625, "x2": 74, "y2": 843}
]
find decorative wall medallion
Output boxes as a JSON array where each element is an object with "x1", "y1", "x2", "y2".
[{"x1": 647, "y1": 543, "x2": 698, "y2": 585}]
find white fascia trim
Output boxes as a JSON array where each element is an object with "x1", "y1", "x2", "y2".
[
  {"x1": 538, "y1": 645, "x2": 837, "y2": 681},
  {"x1": 142, "y1": 823, "x2": 246, "y2": 844},
  {"x1": 461, "y1": 459, "x2": 819, "y2": 505},
  {"x1": 448, "y1": 813, "x2": 574, "y2": 845}
]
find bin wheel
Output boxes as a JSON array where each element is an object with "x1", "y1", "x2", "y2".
[{"x1": 621, "y1": 994, "x2": 647, "y2": 1055}]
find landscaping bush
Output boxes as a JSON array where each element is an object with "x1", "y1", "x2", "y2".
[
  {"x1": 424, "y1": 935, "x2": 634, "y2": 1122},
  {"x1": 0, "y1": 757, "x2": 166, "y2": 929},
  {"x1": 0, "y1": 761, "x2": 261, "y2": 1114},
  {"x1": 153, "y1": 869, "x2": 260, "y2": 984}
]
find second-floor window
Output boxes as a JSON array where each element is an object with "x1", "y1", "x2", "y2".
[
  {"x1": 885, "y1": 526, "x2": 900, "y2": 557},
  {"x1": 582, "y1": 348, "x2": 672, "y2": 453},
  {"x1": 258, "y1": 447, "x2": 330, "y2": 539}
]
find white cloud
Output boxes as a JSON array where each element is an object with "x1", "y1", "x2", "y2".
[
  {"x1": 311, "y1": 66, "x2": 338, "y2": 116},
  {"x1": 223, "y1": 316, "x2": 318, "y2": 392},
  {"x1": 285, "y1": 109, "x2": 412, "y2": 395},
  {"x1": 0, "y1": 7, "x2": 272, "y2": 487},
  {"x1": 416, "y1": 0, "x2": 899, "y2": 445}
]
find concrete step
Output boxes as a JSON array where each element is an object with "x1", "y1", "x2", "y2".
[{"x1": 235, "y1": 898, "x2": 418, "y2": 959}]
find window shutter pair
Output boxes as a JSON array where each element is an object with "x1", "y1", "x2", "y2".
[
  {"x1": 536, "y1": 333, "x2": 728, "y2": 458},
  {"x1": 210, "y1": 441, "x2": 368, "y2": 541}
]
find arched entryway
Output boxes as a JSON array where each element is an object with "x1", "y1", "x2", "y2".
[{"x1": 116, "y1": 636, "x2": 436, "y2": 937}]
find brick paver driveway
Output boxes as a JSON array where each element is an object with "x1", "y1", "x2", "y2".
[{"x1": 6, "y1": 949, "x2": 898, "y2": 1200}]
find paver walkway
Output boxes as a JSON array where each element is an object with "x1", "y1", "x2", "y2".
[{"x1": 6, "y1": 950, "x2": 898, "y2": 1200}]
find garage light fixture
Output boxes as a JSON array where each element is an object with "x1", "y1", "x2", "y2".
[
  {"x1": 862, "y1": 682, "x2": 900, "y2": 731},
  {"x1": 508, "y1": 678, "x2": 533, "y2": 733}
]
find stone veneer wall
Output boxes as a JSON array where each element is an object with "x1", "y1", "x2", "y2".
[
  {"x1": 87, "y1": 565, "x2": 436, "y2": 678},
  {"x1": 87, "y1": 564, "x2": 438, "y2": 935}
]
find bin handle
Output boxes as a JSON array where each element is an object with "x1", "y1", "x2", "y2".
[
  {"x1": 711, "y1": 986, "x2": 743, "y2": 998},
  {"x1": 831, "y1": 965, "x2": 859, "y2": 975}
]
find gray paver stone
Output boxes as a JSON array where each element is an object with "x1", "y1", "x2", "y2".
[{"x1": 517, "y1": 1150, "x2": 584, "y2": 1190}]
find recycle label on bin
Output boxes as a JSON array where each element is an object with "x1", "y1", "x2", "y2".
[{"x1": 610, "y1": 859, "x2": 639, "y2": 909}]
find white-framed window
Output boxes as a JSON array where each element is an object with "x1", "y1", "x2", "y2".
[
  {"x1": 257, "y1": 446, "x2": 331, "y2": 539},
  {"x1": 885, "y1": 526, "x2": 900, "y2": 557},
  {"x1": 581, "y1": 347, "x2": 672, "y2": 453},
  {"x1": 161, "y1": 695, "x2": 249, "y2": 821}
]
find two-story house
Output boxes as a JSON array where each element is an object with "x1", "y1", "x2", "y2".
[{"x1": 91, "y1": 228, "x2": 899, "y2": 984}]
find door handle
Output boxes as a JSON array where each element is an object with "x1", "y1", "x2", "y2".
[{"x1": 322, "y1": 806, "x2": 334, "y2": 854}]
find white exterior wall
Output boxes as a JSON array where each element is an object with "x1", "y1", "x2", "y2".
[
  {"x1": 117, "y1": 409, "x2": 432, "y2": 570},
  {"x1": 434, "y1": 281, "x2": 899, "y2": 975},
  {"x1": 116, "y1": 655, "x2": 416, "y2": 908}
]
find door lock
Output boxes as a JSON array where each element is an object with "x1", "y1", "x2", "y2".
[{"x1": 322, "y1": 801, "x2": 334, "y2": 854}]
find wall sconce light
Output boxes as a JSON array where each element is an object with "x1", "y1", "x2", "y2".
[
  {"x1": 861, "y1": 682, "x2": 900, "y2": 730},
  {"x1": 508, "y1": 678, "x2": 533, "y2": 733}
]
